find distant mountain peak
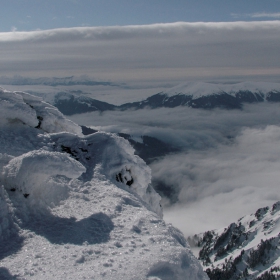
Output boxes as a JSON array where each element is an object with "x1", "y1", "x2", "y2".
[
  {"x1": 49, "y1": 81, "x2": 280, "y2": 114},
  {"x1": 164, "y1": 81, "x2": 280, "y2": 99}
]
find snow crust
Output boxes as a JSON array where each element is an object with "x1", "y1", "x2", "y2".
[
  {"x1": 3, "y1": 150, "x2": 86, "y2": 209},
  {"x1": 0, "y1": 185, "x2": 18, "y2": 243},
  {"x1": 16, "y1": 91, "x2": 82, "y2": 135},
  {"x1": 41, "y1": 131, "x2": 163, "y2": 216},
  {"x1": 0, "y1": 87, "x2": 38, "y2": 127},
  {"x1": 164, "y1": 81, "x2": 280, "y2": 99},
  {"x1": 0, "y1": 88, "x2": 207, "y2": 279}
]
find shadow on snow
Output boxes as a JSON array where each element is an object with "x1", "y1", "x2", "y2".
[{"x1": 23, "y1": 212, "x2": 114, "y2": 245}]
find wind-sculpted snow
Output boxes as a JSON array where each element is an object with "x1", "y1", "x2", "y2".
[
  {"x1": 3, "y1": 150, "x2": 86, "y2": 209},
  {"x1": 0, "y1": 87, "x2": 38, "y2": 127},
  {"x1": 0, "y1": 88, "x2": 207, "y2": 279},
  {"x1": 16, "y1": 91, "x2": 82, "y2": 135},
  {"x1": 0, "y1": 88, "x2": 82, "y2": 135},
  {"x1": 42, "y1": 131, "x2": 163, "y2": 217}
]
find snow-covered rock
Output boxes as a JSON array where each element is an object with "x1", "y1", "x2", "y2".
[
  {"x1": 2, "y1": 150, "x2": 86, "y2": 212},
  {"x1": 0, "y1": 185, "x2": 18, "y2": 243},
  {"x1": 190, "y1": 201, "x2": 280, "y2": 279},
  {"x1": 16, "y1": 91, "x2": 82, "y2": 135},
  {"x1": 0, "y1": 88, "x2": 82, "y2": 135},
  {"x1": 0, "y1": 88, "x2": 207, "y2": 279},
  {"x1": 41, "y1": 131, "x2": 163, "y2": 217},
  {"x1": 0, "y1": 87, "x2": 38, "y2": 127}
]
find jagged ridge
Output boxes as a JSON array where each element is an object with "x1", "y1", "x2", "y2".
[
  {"x1": 52, "y1": 82, "x2": 280, "y2": 115},
  {"x1": 189, "y1": 201, "x2": 280, "y2": 279}
]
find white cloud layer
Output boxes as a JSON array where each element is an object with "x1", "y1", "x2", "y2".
[
  {"x1": 159, "y1": 125, "x2": 280, "y2": 236},
  {"x1": 69, "y1": 102, "x2": 280, "y2": 236},
  {"x1": 1, "y1": 21, "x2": 280, "y2": 86}
]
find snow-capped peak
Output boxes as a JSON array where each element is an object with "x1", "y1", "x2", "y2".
[{"x1": 164, "y1": 81, "x2": 280, "y2": 99}]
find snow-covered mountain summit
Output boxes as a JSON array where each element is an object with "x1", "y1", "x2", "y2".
[
  {"x1": 163, "y1": 81, "x2": 280, "y2": 99},
  {"x1": 0, "y1": 88, "x2": 207, "y2": 279},
  {"x1": 190, "y1": 201, "x2": 280, "y2": 280},
  {"x1": 123, "y1": 81, "x2": 280, "y2": 110}
]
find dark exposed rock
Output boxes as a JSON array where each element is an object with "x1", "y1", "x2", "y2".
[
  {"x1": 117, "y1": 133, "x2": 179, "y2": 165},
  {"x1": 60, "y1": 145, "x2": 79, "y2": 160},
  {"x1": 255, "y1": 207, "x2": 269, "y2": 220},
  {"x1": 35, "y1": 116, "x2": 43, "y2": 129},
  {"x1": 193, "y1": 201, "x2": 280, "y2": 280},
  {"x1": 54, "y1": 93, "x2": 117, "y2": 115},
  {"x1": 81, "y1": 125, "x2": 98, "y2": 135}
]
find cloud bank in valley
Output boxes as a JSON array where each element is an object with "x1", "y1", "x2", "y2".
[
  {"x1": 69, "y1": 102, "x2": 280, "y2": 236},
  {"x1": 1, "y1": 21, "x2": 280, "y2": 87},
  {"x1": 157, "y1": 124, "x2": 280, "y2": 236}
]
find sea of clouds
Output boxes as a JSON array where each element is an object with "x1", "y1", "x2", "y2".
[{"x1": 70, "y1": 102, "x2": 280, "y2": 236}]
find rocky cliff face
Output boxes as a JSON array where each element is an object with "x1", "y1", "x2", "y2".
[{"x1": 190, "y1": 201, "x2": 280, "y2": 280}]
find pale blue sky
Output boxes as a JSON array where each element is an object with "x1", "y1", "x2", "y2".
[{"x1": 1, "y1": 0, "x2": 280, "y2": 31}]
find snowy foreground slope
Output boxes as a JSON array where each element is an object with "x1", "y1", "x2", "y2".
[
  {"x1": 190, "y1": 201, "x2": 280, "y2": 280},
  {"x1": 0, "y1": 88, "x2": 207, "y2": 280}
]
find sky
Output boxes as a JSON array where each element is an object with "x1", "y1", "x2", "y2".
[
  {"x1": 1, "y1": 0, "x2": 280, "y2": 31},
  {"x1": 0, "y1": 1, "x2": 280, "y2": 87},
  {"x1": 1, "y1": 21, "x2": 280, "y2": 89}
]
